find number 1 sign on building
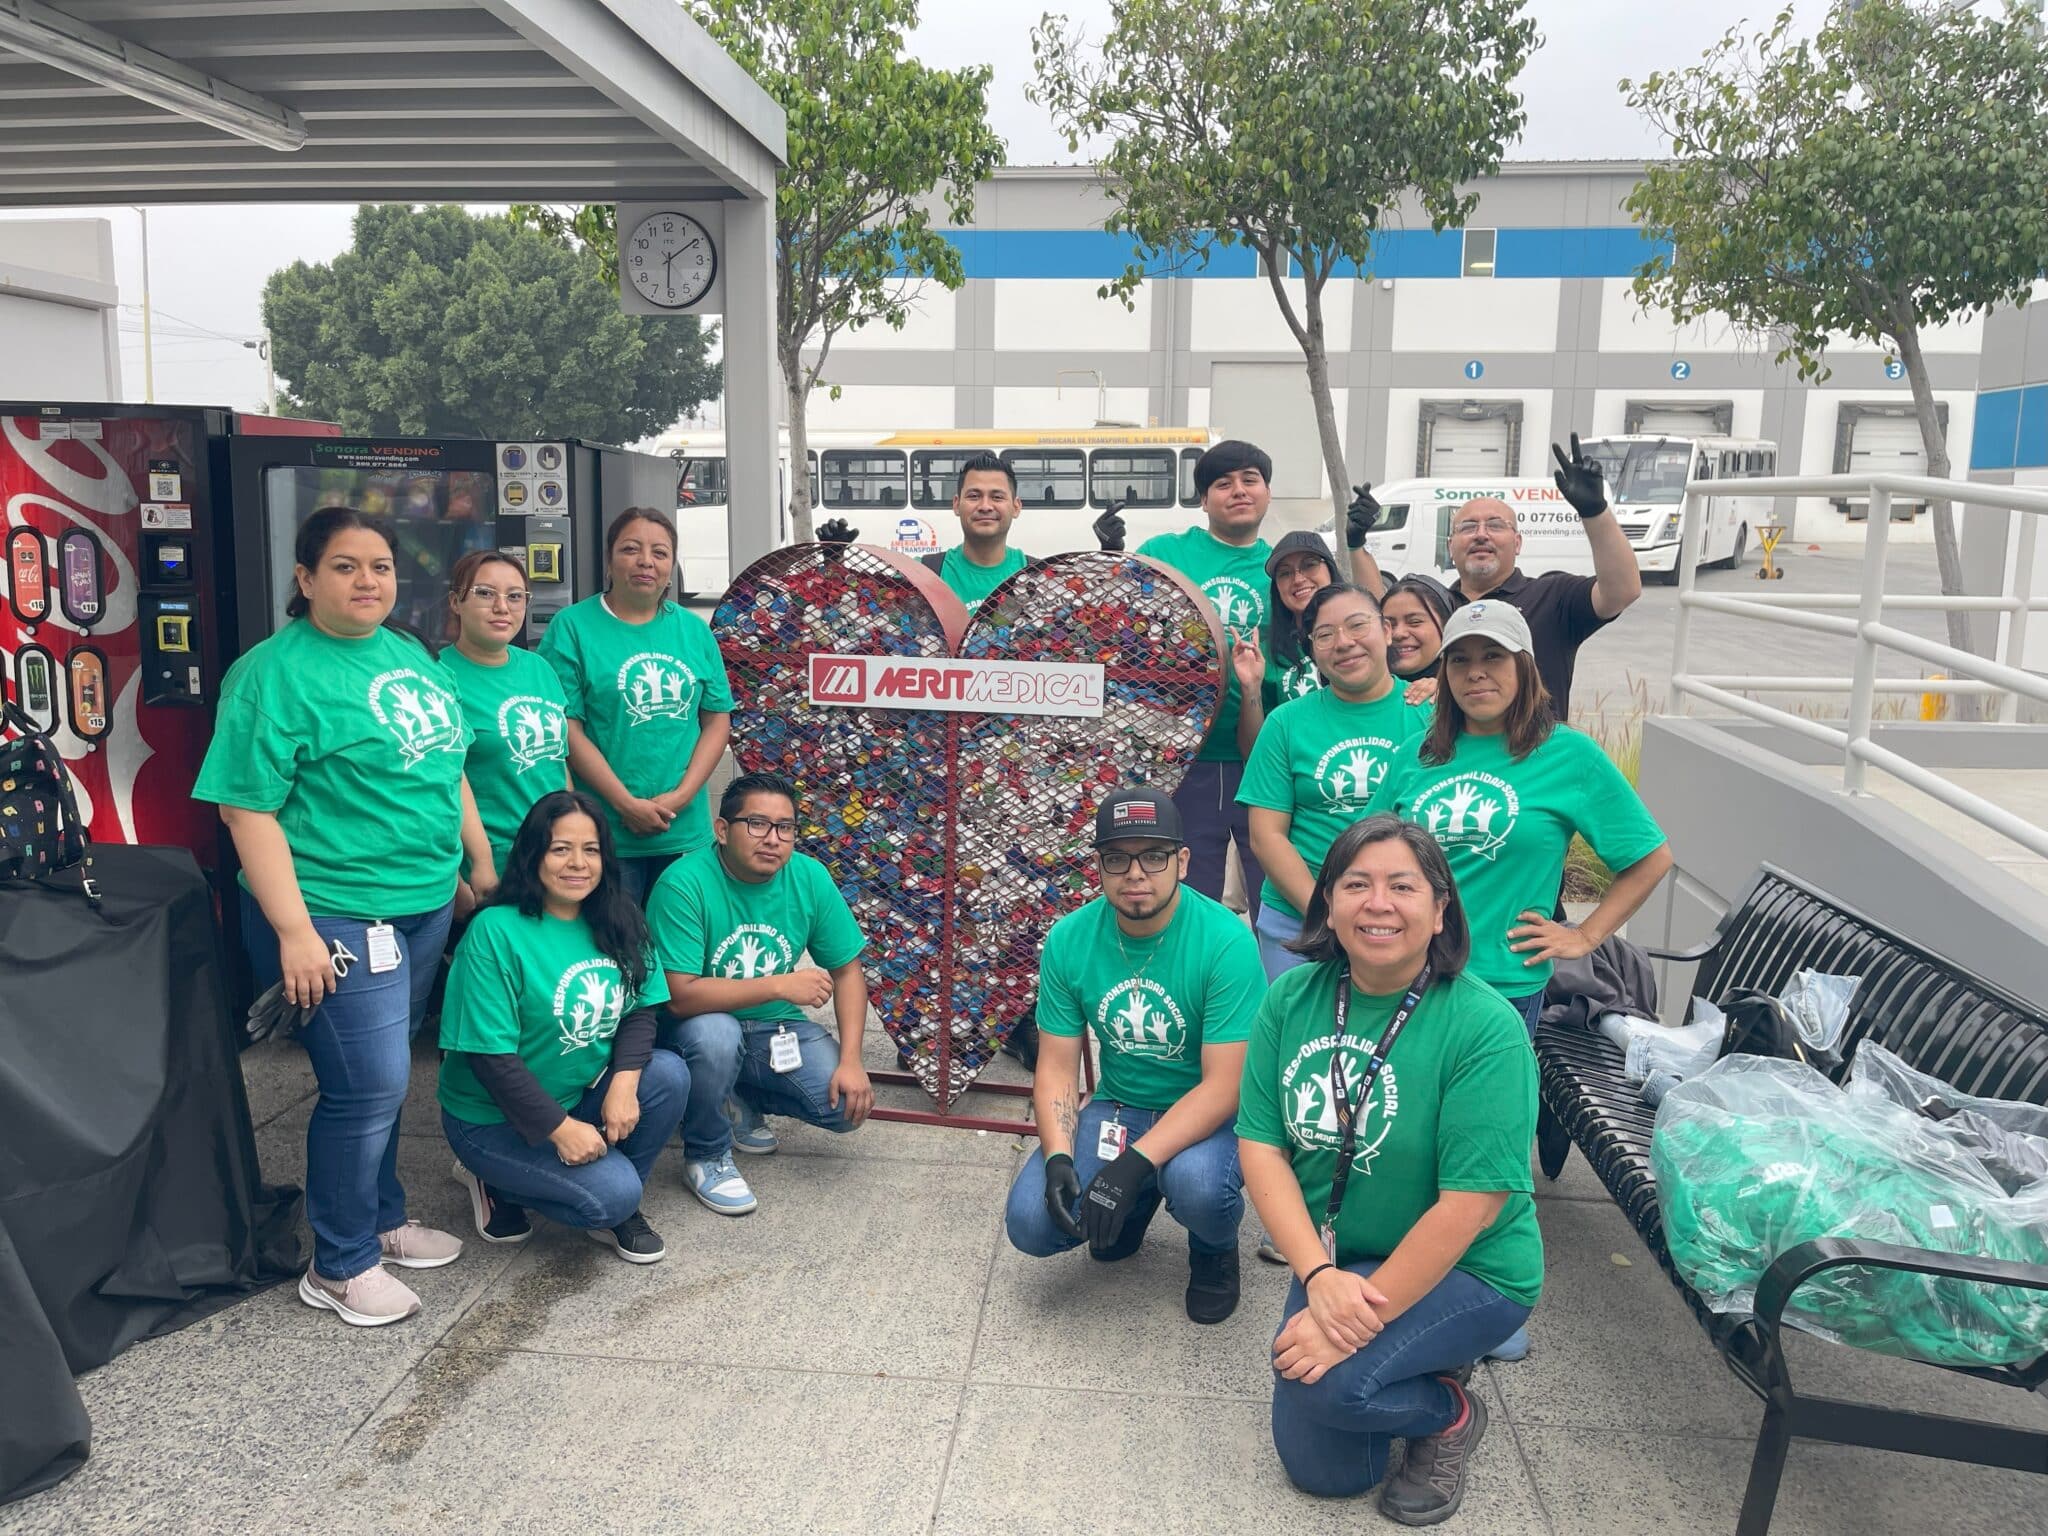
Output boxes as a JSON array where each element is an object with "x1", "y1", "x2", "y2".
[{"x1": 1463, "y1": 360, "x2": 1485, "y2": 381}]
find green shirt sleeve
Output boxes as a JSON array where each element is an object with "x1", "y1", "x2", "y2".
[
  {"x1": 646, "y1": 865, "x2": 709, "y2": 979},
  {"x1": 1235, "y1": 986, "x2": 1288, "y2": 1148},
  {"x1": 1567, "y1": 733, "x2": 1668, "y2": 874},
  {"x1": 1436, "y1": 997, "x2": 1538, "y2": 1196},
  {"x1": 803, "y1": 858, "x2": 867, "y2": 969},
  {"x1": 438, "y1": 918, "x2": 524, "y2": 1056},
  {"x1": 191, "y1": 684, "x2": 295, "y2": 812},
  {"x1": 1034, "y1": 921, "x2": 1086, "y2": 1038},
  {"x1": 687, "y1": 611, "x2": 735, "y2": 713},
  {"x1": 538, "y1": 610, "x2": 588, "y2": 720},
  {"x1": 1236, "y1": 705, "x2": 1294, "y2": 812},
  {"x1": 1200, "y1": 923, "x2": 1267, "y2": 1046},
  {"x1": 633, "y1": 948, "x2": 671, "y2": 1011}
]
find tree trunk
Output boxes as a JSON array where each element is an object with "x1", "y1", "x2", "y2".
[
  {"x1": 1298, "y1": 275, "x2": 1350, "y2": 526},
  {"x1": 1892, "y1": 323, "x2": 1975, "y2": 660},
  {"x1": 782, "y1": 349, "x2": 814, "y2": 543}
]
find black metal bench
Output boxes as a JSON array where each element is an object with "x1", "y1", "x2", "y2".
[{"x1": 1534, "y1": 863, "x2": 2048, "y2": 1535}]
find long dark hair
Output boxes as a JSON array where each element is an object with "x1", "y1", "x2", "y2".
[
  {"x1": 1289, "y1": 814, "x2": 1469, "y2": 977},
  {"x1": 1383, "y1": 574, "x2": 1451, "y2": 679},
  {"x1": 1293, "y1": 581, "x2": 1383, "y2": 680},
  {"x1": 491, "y1": 790, "x2": 650, "y2": 994},
  {"x1": 285, "y1": 505, "x2": 395, "y2": 619},
  {"x1": 1420, "y1": 644, "x2": 1554, "y2": 765},
  {"x1": 443, "y1": 549, "x2": 527, "y2": 643},
  {"x1": 1267, "y1": 548, "x2": 1339, "y2": 671}
]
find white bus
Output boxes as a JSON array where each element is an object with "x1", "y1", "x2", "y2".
[
  {"x1": 1575, "y1": 434, "x2": 1777, "y2": 576},
  {"x1": 653, "y1": 426, "x2": 1216, "y2": 596}
]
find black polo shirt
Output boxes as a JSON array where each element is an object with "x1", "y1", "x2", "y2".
[{"x1": 1447, "y1": 568, "x2": 1610, "y2": 717}]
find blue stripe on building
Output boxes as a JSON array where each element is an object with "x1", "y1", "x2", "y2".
[{"x1": 1971, "y1": 385, "x2": 2048, "y2": 472}]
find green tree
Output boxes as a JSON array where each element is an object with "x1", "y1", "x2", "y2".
[
  {"x1": 263, "y1": 203, "x2": 719, "y2": 441},
  {"x1": 1624, "y1": 0, "x2": 2048, "y2": 653},
  {"x1": 519, "y1": 0, "x2": 1002, "y2": 541},
  {"x1": 1031, "y1": 0, "x2": 1537, "y2": 521}
]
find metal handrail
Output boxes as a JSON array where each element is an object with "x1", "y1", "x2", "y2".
[{"x1": 1669, "y1": 470, "x2": 2047, "y2": 862}]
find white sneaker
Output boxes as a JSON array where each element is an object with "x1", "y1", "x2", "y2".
[
  {"x1": 377, "y1": 1219, "x2": 464, "y2": 1269},
  {"x1": 298, "y1": 1265, "x2": 421, "y2": 1327},
  {"x1": 727, "y1": 1096, "x2": 779, "y2": 1155},
  {"x1": 684, "y1": 1152, "x2": 758, "y2": 1215}
]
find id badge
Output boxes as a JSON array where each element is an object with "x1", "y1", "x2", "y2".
[
  {"x1": 769, "y1": 1025, "x2": 802, "y2": 1074},
  {"x1": 1097, "y1": 1117, "x2": 1128, "y2": 1160},
  {"x1": 1318, "y1": 1224, "x2": 1337, "y2": 1264},
  {"x1": 365, "y1": 923, "x2": 401, "y2": 975}
]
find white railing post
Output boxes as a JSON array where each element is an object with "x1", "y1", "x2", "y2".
[
  {"x1": 1669, "y1": 485, "x2": 1706, "y2": 713},
  {"x1": 1841, "y1": 485, "x2": 1894, "y2": 793},
  {"x1": 1999, "y1": 512, "x2": 2039, "y2": 725}
]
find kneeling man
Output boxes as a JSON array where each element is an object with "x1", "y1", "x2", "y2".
[{"x1": 1004, "y1": 787, "x2": 1266, "y2": 1322}]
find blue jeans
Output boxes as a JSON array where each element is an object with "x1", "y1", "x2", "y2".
[
  {"x1": 240, "y1": 890, "x2": 454, "y2": 1280},
  {"x1": 1006, "y1": 1098, "x2": 1243, "y2": 1258},
  {"x1": 1503, "y1": 989, "x2": 1544, "y2": 1035},
  {"x1": 441, "y1": 1050, "x2": 691, "y2": 1230},
  {"x1": 1271, "y1": 1259, "x2": 1529, "y2": 1497},
  {"x1": 1173, "y1": 760, "x2": 1262, "y2": 924},
  {"x1": 1254, "y1": 902, "x2": 1310, "y2": 982},
  {"x1": 616, "y1": 853, "x2": 683, "y2": 907},
  {"x1": 657, "y1": 1011, "x2": 857, "y2": 1159}
]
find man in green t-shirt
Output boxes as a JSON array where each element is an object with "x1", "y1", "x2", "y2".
[
  {"x1": 1003, "y1": 787, "x2": 1267, "y2": 1324},
  {"x1": 647, "y1": 771, "x2": 874, "y2": 1216}
]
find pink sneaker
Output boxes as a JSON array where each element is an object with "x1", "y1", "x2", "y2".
[
  {"x1": 378, "y1": 1220, "x2": 464, "y2": 1269},
  {"x1": 298, "y1": 1265, "x2": 421, "y2": 1327}
]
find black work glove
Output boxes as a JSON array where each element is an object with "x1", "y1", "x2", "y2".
[
  {"x1": 1345, "y1": 483, "x2": 1381, "y2": 548},
  {"x1": 1043, "y1": 1152, "x2": 1084, "y2": 1239},
  {"x1": 1081, "y1": 1145, "x2": 1155, "y2": 1251},
  {"x1": 1550, "y1": 433, "x2": 1609, "y2": 519},
  {"x1": 244, "y1": 978, "x2": 315, "y2": 1045},
  {"x1": 815, "y1": 517, "x2": 859, "y2": 544},
  {"x1": 1092, "y1": 499, "x2": 1127, "y2": 553}
]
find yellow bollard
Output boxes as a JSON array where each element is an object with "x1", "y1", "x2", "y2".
[{"x1": 1920, "y1": 675, "x2": 1950, "y2": 721}]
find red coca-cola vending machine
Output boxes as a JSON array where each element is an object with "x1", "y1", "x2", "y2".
[{"x1": 0, "y1": 402, "x2": 338, "y2": 879}]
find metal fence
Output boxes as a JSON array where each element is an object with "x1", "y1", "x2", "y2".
[{"x1": 1668, "y1": 472, "x2": 2048, "y2": 860}]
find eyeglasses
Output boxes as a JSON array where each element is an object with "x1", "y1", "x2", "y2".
[
  {"x1": 1309, "y1": 614, "x2": 1388, "y2": 647},
  {"x1": 1452, "y1": 518, "x2": 1515, "y2": 538},
  {"x1": 1098, "y1": 847, "x2": 1177, "y2": 874},
  {"x1": 466, "y1": 585, "x2": 530, "y2": 607},
  {"x1": 733, "y1": 816, "x2": 799, "y2": 840}
]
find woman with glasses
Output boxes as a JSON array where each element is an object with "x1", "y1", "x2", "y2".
[
  {"x1": 440, "y1": 551, "x2": 571, "y2": 913},
  {"x1": 1239, "y1": 584, "x2": 1432, "y2": 982}
]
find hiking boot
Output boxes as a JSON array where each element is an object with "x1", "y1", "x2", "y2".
[
  {"x1": 298, "y1": 1265, "x2": 421, "y2": 1327},
  {"x1": 727, "y1": 1096, "x2": 779, "y2": 1155},
  {"x1": 586, "y1": 1210, "x2": 667, "y2": 1265},
  {"x1": 1086, "y1": 1187, "x2": 1161, "y2": 1262},
  {"x1": 452, "y1": 1161, "x2": 531, "y2": 1246},
  {"x1": 1380, "y1": 1377, "x2": 1488, "y2": 1526},
  {"x1": 377, "y1": 1220, "x2": 463, "y2": 1269},
  {"x1": 685, "y1": 1151, "x2": 758, "y2": 1215},
  {"x1": 1185, "y1": 1247, "x2": 1241, "y2": 1324}
]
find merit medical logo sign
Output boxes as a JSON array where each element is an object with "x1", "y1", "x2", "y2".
[{"x1": 808, "y1": 654, "x2": 1106, "y2": 718}]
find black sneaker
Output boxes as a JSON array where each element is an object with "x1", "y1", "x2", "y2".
[
  {"x1": 1185, "y1": 1247, "x2": 1240, "y2": 1324},
  {"x1": 1086, "y1": 1187, "x2": 1161, "y2": 1263},
  {"x1": 1380, "y1": 1377, "x2": 1488, "y2": 1526},
  {"x1": 586, "y1": 1210, "x2": 666, "y2": 1265},
  {"x1": 452, "y1": 1160, "x2": 531, "y2": 1246},
  {"x1": 999, "y1": 1011, "x2": 1039, "y2": 1072}
]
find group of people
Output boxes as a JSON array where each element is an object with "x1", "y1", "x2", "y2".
[{"x1": 196, "y1": 430, "x2": 1672, "y2": 1526}]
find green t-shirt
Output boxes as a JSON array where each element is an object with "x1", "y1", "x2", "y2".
[
  {"x1": 1137, "y1": 527, "x2": 1273, "y2": 762},
  {"x1": 438, "y1": 644, "x2": 569, "y2": 872},
  {"x1": 1261, "y1": 646, "x2": 1323, "y2": 716},
  {"x1": 1035, "y1": 887, "x2": 1265, "y2": 1111},
  {"x1": 193, "y1": 619, "x2": 471, "y2": 918},
  {"x1": 646, "y1": 845, "x2": 867, "y2": 1024},
  {"x1": 436, "y1": 905, "x2": 669, "y2": 1126},
  {"x1": 938, "y1": 546, "x2": 1028, "y2": 609},
  {"x1": 1238, "y1": 963, "x2": 1544, "y2": 1306},
  {"x1": 1237, "y1": 685, "x2": 1435, "y2": 921},
  {"x1": 1384, "y1": 725, "x2": 1667, "y2": 996},
  {"x1": 537, "y1": 595, "x2": 735, "y2": 858}
]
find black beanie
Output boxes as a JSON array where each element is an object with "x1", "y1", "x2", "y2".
[{"x1": 1193, "y1": 439, "x2": 1274, "y2": 497}]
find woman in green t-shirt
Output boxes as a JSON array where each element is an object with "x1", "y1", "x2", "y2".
[
  {"x1": 1238, "y1": 815, "x2": 1539, "y2": 1526},
  {"x1": 1230, "y1": 529, "x2": 1337, "y2": 754},
  {"x1": 438, "y1": 549, "x2": 571, "y2": 913},
  {"x1": 539, "y1": 508, "x2": 734, "y2": 905},
  {"x1": 439, "y1": 790, "x2": 689, "y2": 1263},
  {"x1": 194, "y1": 506, "x2": 491, "y2": 1329}
]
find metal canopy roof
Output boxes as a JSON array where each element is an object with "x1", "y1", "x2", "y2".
[{"x1": 0, "y1": 0, "x2": 786, "y2": 205}]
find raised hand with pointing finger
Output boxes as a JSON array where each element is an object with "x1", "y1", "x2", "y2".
[
  {"x1": 1345, "y1": 484, "x2": 1382, "y2": 549},
  {"x1": 1092, "y1": 498, "x2": 1128, "y2": 553}
]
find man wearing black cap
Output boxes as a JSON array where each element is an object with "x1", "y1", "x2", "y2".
[
  {"x1": 1135, "y1": 439, "x2": 1278, "y2": 920},
  {"x1": 1002, "y1": 786, "x2": 1266, "y2": 1322}
]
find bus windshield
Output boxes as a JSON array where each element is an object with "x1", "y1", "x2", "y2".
[{"x1": 1582, "y1": 440, "x2": 1695, "y2": 505}]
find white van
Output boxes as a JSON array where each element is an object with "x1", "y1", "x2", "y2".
[{"x1": 1330, "y1": 479, "x2": 1599, "y2": 584}]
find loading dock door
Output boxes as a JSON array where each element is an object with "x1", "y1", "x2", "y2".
[{"x1": 1426, "y1": 412, "x2": 1512, "y2": 476}]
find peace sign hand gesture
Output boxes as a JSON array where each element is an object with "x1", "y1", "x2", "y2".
[
  {"x1": 1550, "y1": 433, "x2": 1609, "y2": 520},
  {"x1": 1230, "y1": 626, "x2": 1267, "y2": 695}
]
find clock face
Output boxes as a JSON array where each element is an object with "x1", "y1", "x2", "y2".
[{"x1": 625, "y1": 211, "x2": 717, "y2": 310}]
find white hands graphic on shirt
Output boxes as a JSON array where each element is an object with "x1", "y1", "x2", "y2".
[
  {"x1": 562, "y1": 971, "x2": 622, "y2": 1050},
  {"x1": 722, "y1": 934, "x2": 778, "y2": 979},
  {"x1": 512, "y1": 703, "x2": 547, "y2": 755},
  {"x1": 1112, "y1": 991, "x2": 1171, "y2": 1047},
  {"x1": 388, "y1": 681, "x2": 451, "y2": 742},
  {"x1": 1333, "y1": 747, "x2": 1386, "y2": 803}
]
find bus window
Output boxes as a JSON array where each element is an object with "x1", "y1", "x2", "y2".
[
  {"x1": 910, "y1": 450, "x2": 988, "y2": 509},
  {"x1": 821, "y1": 449, "x2": 908, "y2": 508},
  {"x1": 676, "y1": 456, "x2": 728, "y2": 507},
  {"x1": 1001, "y1": 448, "x2": 1086, "y2": 508},
  {"x1": 1376, "y1": 502, "x2": 1410, "y2": 532},
  {"x1": 1694, "y1": 453, "x2": 1713, "y2": 482},
  {"x1": 1434, "y1": 505, "x2": 1456, "y2": 569},
  {"x1": 1089, "y1": 448, "x2": 1176, "y2": 508},
  {"x1": 1180, "y1": 447, "x2": 1203, "y2": 507},
  {"x1": 1719, "y1": 451, "x2": 1738, "y2": 477},
  {"x1": 1760, "y1": 449, "x2": 1775, "y2": 476}
]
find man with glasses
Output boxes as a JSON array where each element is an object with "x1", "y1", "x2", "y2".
[
  {"x1": 1003, "y1": 787, "x2": 1266, "y2": 1323},
  {"x1": 647, "y1": 770, "x2": 874, "y2": 1215},
  {"x1": 1445, "y1": 434, "x2": 1643, "y2": 718}
]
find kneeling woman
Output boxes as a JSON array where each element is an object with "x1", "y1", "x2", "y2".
[
  {"x1": 439, "y1": 791, "x2": 690, "y2": 1262},
  {"x1": 1238, "y1": 816, "x2": 1540, "y2": 1526}
]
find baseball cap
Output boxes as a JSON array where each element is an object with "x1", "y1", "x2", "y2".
[
  {"x1": 1265, "y1": 529, "x2": 1338, "y2": 578},
  {"x1": 1093, "y1": 786, "x2": 1185, "y2": 847},
  {"x1": 1441, "y1": 599, "x2": 1533, "y2": 655}
]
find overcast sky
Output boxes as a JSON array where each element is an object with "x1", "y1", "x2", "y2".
[{"x1": 1, "y1": 1, "x2": 1840, "y2": 411}]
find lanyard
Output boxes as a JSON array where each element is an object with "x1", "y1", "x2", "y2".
[{"x1": 1319, "y1": 964, "x2": 1431, "y2": 1254}]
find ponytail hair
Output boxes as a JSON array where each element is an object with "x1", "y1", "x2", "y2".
[{"x1": 285, "y1": 506, "x2": 395, "y2": 619}]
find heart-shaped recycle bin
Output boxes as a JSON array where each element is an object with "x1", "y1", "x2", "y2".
[{"x1": 714, "y1": 546, "x2": 1224, "y2": 1107}]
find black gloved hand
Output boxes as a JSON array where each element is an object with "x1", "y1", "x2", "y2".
[
  {"x1": 1043, "y1": 1152, "x2": 1084, "y2": 1239},
  {"x1": 1550, "y1": 433, "x2": 1609, "y2": 519},
  {"x1": 1345, "y1": 483, "x2": 1381, "y2": 548},
  {"x1": 1081, "y1": 1145, "x2": 1155, "y2": 1251},
  {"x1": 815, "y1": 517, "x2": 859, "y2": 545},
  {"x1": 244, "y1": 978, "x2": 315, "y2": 1045},
  {"x1": 1092, "y1": 499, "x2": 1127, "y2": 553}
]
